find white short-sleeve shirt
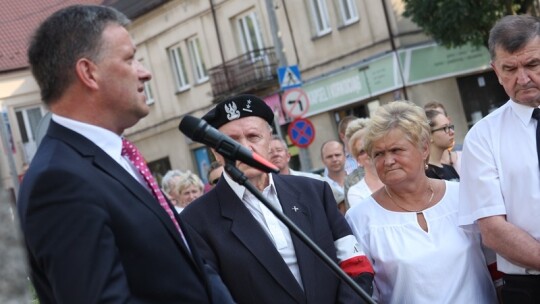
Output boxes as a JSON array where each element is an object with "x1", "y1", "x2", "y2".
[{"x1": 458, "y1": 100, "x2": 540, "y2": 274}]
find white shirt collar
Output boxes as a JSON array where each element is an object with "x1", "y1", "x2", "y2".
[
  {"x1": 509, "y1": 99, "x2": 540, "y2": 126},
  {"x1": 51, "y1": 114, "x2": 123, "y2": 161},
  {"x1": 222, "y1": 171, "x2": 276, "y2": 199}
]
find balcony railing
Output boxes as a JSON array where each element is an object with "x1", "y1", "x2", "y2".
[{"x1": 208, "y1": 48, "x2": 278, "y2": 98}]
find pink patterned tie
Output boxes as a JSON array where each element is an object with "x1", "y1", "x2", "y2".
[{"x1": 121, "y1": 139, "x2": 183, "y2": 236}]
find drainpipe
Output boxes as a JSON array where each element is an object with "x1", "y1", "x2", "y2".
[{"x1": 209, "y1": 0, "x2": 230, "y2": 95}]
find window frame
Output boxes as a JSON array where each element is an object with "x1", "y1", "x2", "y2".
[
  {"x1": 337, "y1": 0, "x2": 359, "y2": 26},
  {"x1": 187, "y1": 36, "x2": 209, "y2": 84},
  {"x1": 309, "y1": 0, "x2": 332, "y2": 36},
  {"x1": 168, "y1": 45, "x2": 191, "y2": 92},
  {"x1": 237, "y1": 12, "x2": 265, "y2": 60},
  {"x1": 15, "y1": 105, "x2": 47, "y2": 163},
  {"x1": 138, "y1": 58, "x2": 155, "y2": 105}
]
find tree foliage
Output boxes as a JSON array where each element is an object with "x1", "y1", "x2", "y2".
[{"x1": 403, "y1": 0, "x2": 538, "y2": 48}]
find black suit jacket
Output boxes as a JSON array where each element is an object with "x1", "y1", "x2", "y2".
[
  {"x1": 17, "y1": 121, "x2": 233, "y2": 304},
  {"x1": 181, "y1": 173, "x2": 361, "y2": 304}
]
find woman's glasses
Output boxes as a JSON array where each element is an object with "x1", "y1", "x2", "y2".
[{"x1": 431, "y1": 124, "x2": 455, "y2": 134}]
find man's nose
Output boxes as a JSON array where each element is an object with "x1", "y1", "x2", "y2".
[{"x1": 516, "y1": 68, "x2": 531, "y2": 85}]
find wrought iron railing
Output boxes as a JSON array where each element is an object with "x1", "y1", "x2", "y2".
[{"x1": 208, "y1": 48, "x2": 278, "y2": 98}]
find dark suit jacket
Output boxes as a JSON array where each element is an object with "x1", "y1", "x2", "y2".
[
  {"x1": 17, "y1": 121, "x2": 233, "y2": 304},
  {"x1": 181, "y1": 173, "x2": 361, "y2": 304}
]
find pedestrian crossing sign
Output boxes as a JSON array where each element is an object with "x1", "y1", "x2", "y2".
[{"x1": 277, "y1": 65, "x2": 302, "y2": 90}]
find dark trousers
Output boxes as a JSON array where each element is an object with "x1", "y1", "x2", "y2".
[{"x1": 501, "y1": 274, "x2": 540, "y2": 304}]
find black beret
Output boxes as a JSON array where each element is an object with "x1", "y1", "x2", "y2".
[{"x1": 202, "y1": 94, "x2": 274, "y2": 129}]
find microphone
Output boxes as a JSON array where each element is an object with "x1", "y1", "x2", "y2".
[{"x1": 179, "y1": 115, "x2": 279, "y2": 174}]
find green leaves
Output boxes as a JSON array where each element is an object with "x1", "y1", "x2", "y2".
[{"x1": 403, "y1": 0, "x2": 535, "y2": 48}]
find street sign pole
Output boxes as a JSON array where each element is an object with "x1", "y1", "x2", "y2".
[{"x1": 265, "y1": 0, "x2": 312, "y2": 170}]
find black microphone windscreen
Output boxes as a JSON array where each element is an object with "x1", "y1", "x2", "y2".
[{"x1": 179, "y1": 115, "x2": 204, "y2": 140}]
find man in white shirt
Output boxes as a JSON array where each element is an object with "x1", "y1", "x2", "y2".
[
  {"x1": 459, "y1": 15, "x2": 540, "y2": 303},
  {"x1": 321, "y1": 140, "x2": 347, "y2": 210},
  {"x1": 181, "y1": 95, "x2": 374, "y2": 304}
]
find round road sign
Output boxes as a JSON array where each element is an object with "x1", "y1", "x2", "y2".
[
  {"x1": 282, "y1": 88, "x2": 310, "y2": 119},
  {"x1": 288, "y1": 118, "x2": 315, "y2": 148}
]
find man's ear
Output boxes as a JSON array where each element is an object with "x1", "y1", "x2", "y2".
[
  {"x1": 490, "y1": 62, "x2": 503, "y2": 84},
  {"x1": 75, "y1": 58, "x2": 99, "y2": 90},
  {"x1": 210, "y1": 148, "x2": 223, "y2": 166}
]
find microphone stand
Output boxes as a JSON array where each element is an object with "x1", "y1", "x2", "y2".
[{"x1": 224, "y1": 160, "x2": 375, "y2": 304}]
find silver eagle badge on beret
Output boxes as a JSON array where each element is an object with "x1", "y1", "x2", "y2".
[{"x1": 225, "y1": 102, "x2": 240, "y2": 121}]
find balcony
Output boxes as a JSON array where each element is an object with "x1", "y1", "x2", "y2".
[{"x1": 208, "y1": 48, "x2": 279, "y2": 99}]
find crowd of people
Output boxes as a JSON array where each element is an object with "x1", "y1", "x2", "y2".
[{"x1": 15, "y1": 4, "x2": 540, "y2": 304}]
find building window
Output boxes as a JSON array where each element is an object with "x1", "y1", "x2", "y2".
[
  {"x1": 143, "y1": 81, "x2": 155, "y2": 105},
  {"x1": 139, "y1": 59, "x2": 155, "y2": 105},
  {"x1": 337, "y1": 0, "x2": 358, "y2": 26},
  {"x1": 15, "y1": 106, "x2": 46, "y2": 163},
  {"x1": 237, "y1": 12, "x2": 265, "y2": 60},
  {"x1": 310, "y1": 0, "x2": 332, "y2": 36},
  {"x1": 169, "y1": 46, "x2": 190, "y2": 92},
  {"x1": 188, "y1": 37, "x2": 209, "y2": 83}
]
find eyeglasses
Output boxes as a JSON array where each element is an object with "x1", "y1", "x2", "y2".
[
  {"x1": 210, "y1": 178, "x2": 219, "y2": 186},
  {"x1": 431, "y1": 124, "x2": 454, "y2": 134}
]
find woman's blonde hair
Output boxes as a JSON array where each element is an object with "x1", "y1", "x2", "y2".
[
  {"x1": 363, "y1": 101, "x2": 430, "y2": 158},
  {"x1": 176, "y1": 170, "x2": 204, "y2": 193},
  {"x1": 347, "y1": 118, "x2": 371, "y2": 158}
]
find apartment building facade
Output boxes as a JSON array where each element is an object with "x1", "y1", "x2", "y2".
[{"x1": 0, "y1": 0, "x2": 508, "y2": 193}]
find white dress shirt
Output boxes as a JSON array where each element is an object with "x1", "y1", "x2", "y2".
[{"x1": 458, "y1": 100, "x2": 540, "y2": 274}]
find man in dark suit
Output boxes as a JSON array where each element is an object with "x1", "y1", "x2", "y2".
[
  {"x1": 17, "y1": 5, "x2": 233, "y2": 303},
  {"x1": 181, "y1": 95, "x2": 374, "y2": 303}
]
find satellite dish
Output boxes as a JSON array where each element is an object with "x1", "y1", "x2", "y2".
[{"x1": 35, "y1": 112, "x2": 52, "y2": 147}]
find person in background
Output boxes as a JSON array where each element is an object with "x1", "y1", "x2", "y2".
[
  {"x1": 343, "y1": 118, "x2": 367, "y2": 209},
  {"x1": 459, "y1": 15, "x2": 540, "y2": 303},
  {"x1": 175, "y1": 170, "x2": 204, "y2": 213},
  {"x1": 346, "y1": 101, "x2": 496, "y2": 303},
  {"x1": 423, "y1": 101, "x2": 461, "y2": 173},
  {"x1": 321, "y1": 140, "x2": 348, "y2": 212},
  {"x1": 162, "y1": 169, "x2": 183, "y2": 205},
  {"x1": 346, "y1": 118, "x2": 383, "y2": 208},
  {"x1": 207, "y1": 161, "x2": 224, "y2": 190},
  {"x1": 16, "y1": 5, "x2": 233, "y2": 303},
  {"x1": 425, "y1": 110, "x2": 460, "y2": 181},
  {"x1": 338, "y1": 115, "x2": 359, "y2": 174},
  {"x1": 181, "y1": 94, "x2": 374, "y2": 304},
  {"x1": 268, "y1": 135, "x2": 323, "y2": 180}
]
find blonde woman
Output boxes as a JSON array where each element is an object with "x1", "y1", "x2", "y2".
[
  {"x1": 162, "y1": 170, "x2": 204, "y2": 213},
  {"x1": 347, "y1": 118, "x2": 384, "y2": 207},
  {"x1": 345, "y1": 101, "x2": 496, "y2": 303}
]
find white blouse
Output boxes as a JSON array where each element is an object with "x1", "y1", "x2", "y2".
[
  {"x1": 345, "y1": 181, "x2": 496, "y2": 304},
  {"x1": 347, "y1": 178, "x2": 371, "y2": 208}
]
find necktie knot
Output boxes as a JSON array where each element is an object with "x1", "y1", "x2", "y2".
[{"x1": 533, "y1": 108, "x2": 540, "y2": 120}]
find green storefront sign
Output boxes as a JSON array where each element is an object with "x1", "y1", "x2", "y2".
[
  {"x1": 302, "y1": 43, "x2": 490, "y2": 117},
  {"x1": 405, "y1": 43, "x2": 491, "y2": 84}
]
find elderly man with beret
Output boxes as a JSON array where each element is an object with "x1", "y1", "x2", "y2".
[{"x1": 180, "y1": 94, "x2": 374, "y2": 304}]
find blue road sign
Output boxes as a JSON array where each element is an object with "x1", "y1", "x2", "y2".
[
  {"x1": 277, "y1": 65, "x2": 302, "y2": 90},
  {"x1": 288, "y1": 118, "x2": 315, "y2": 148}
]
